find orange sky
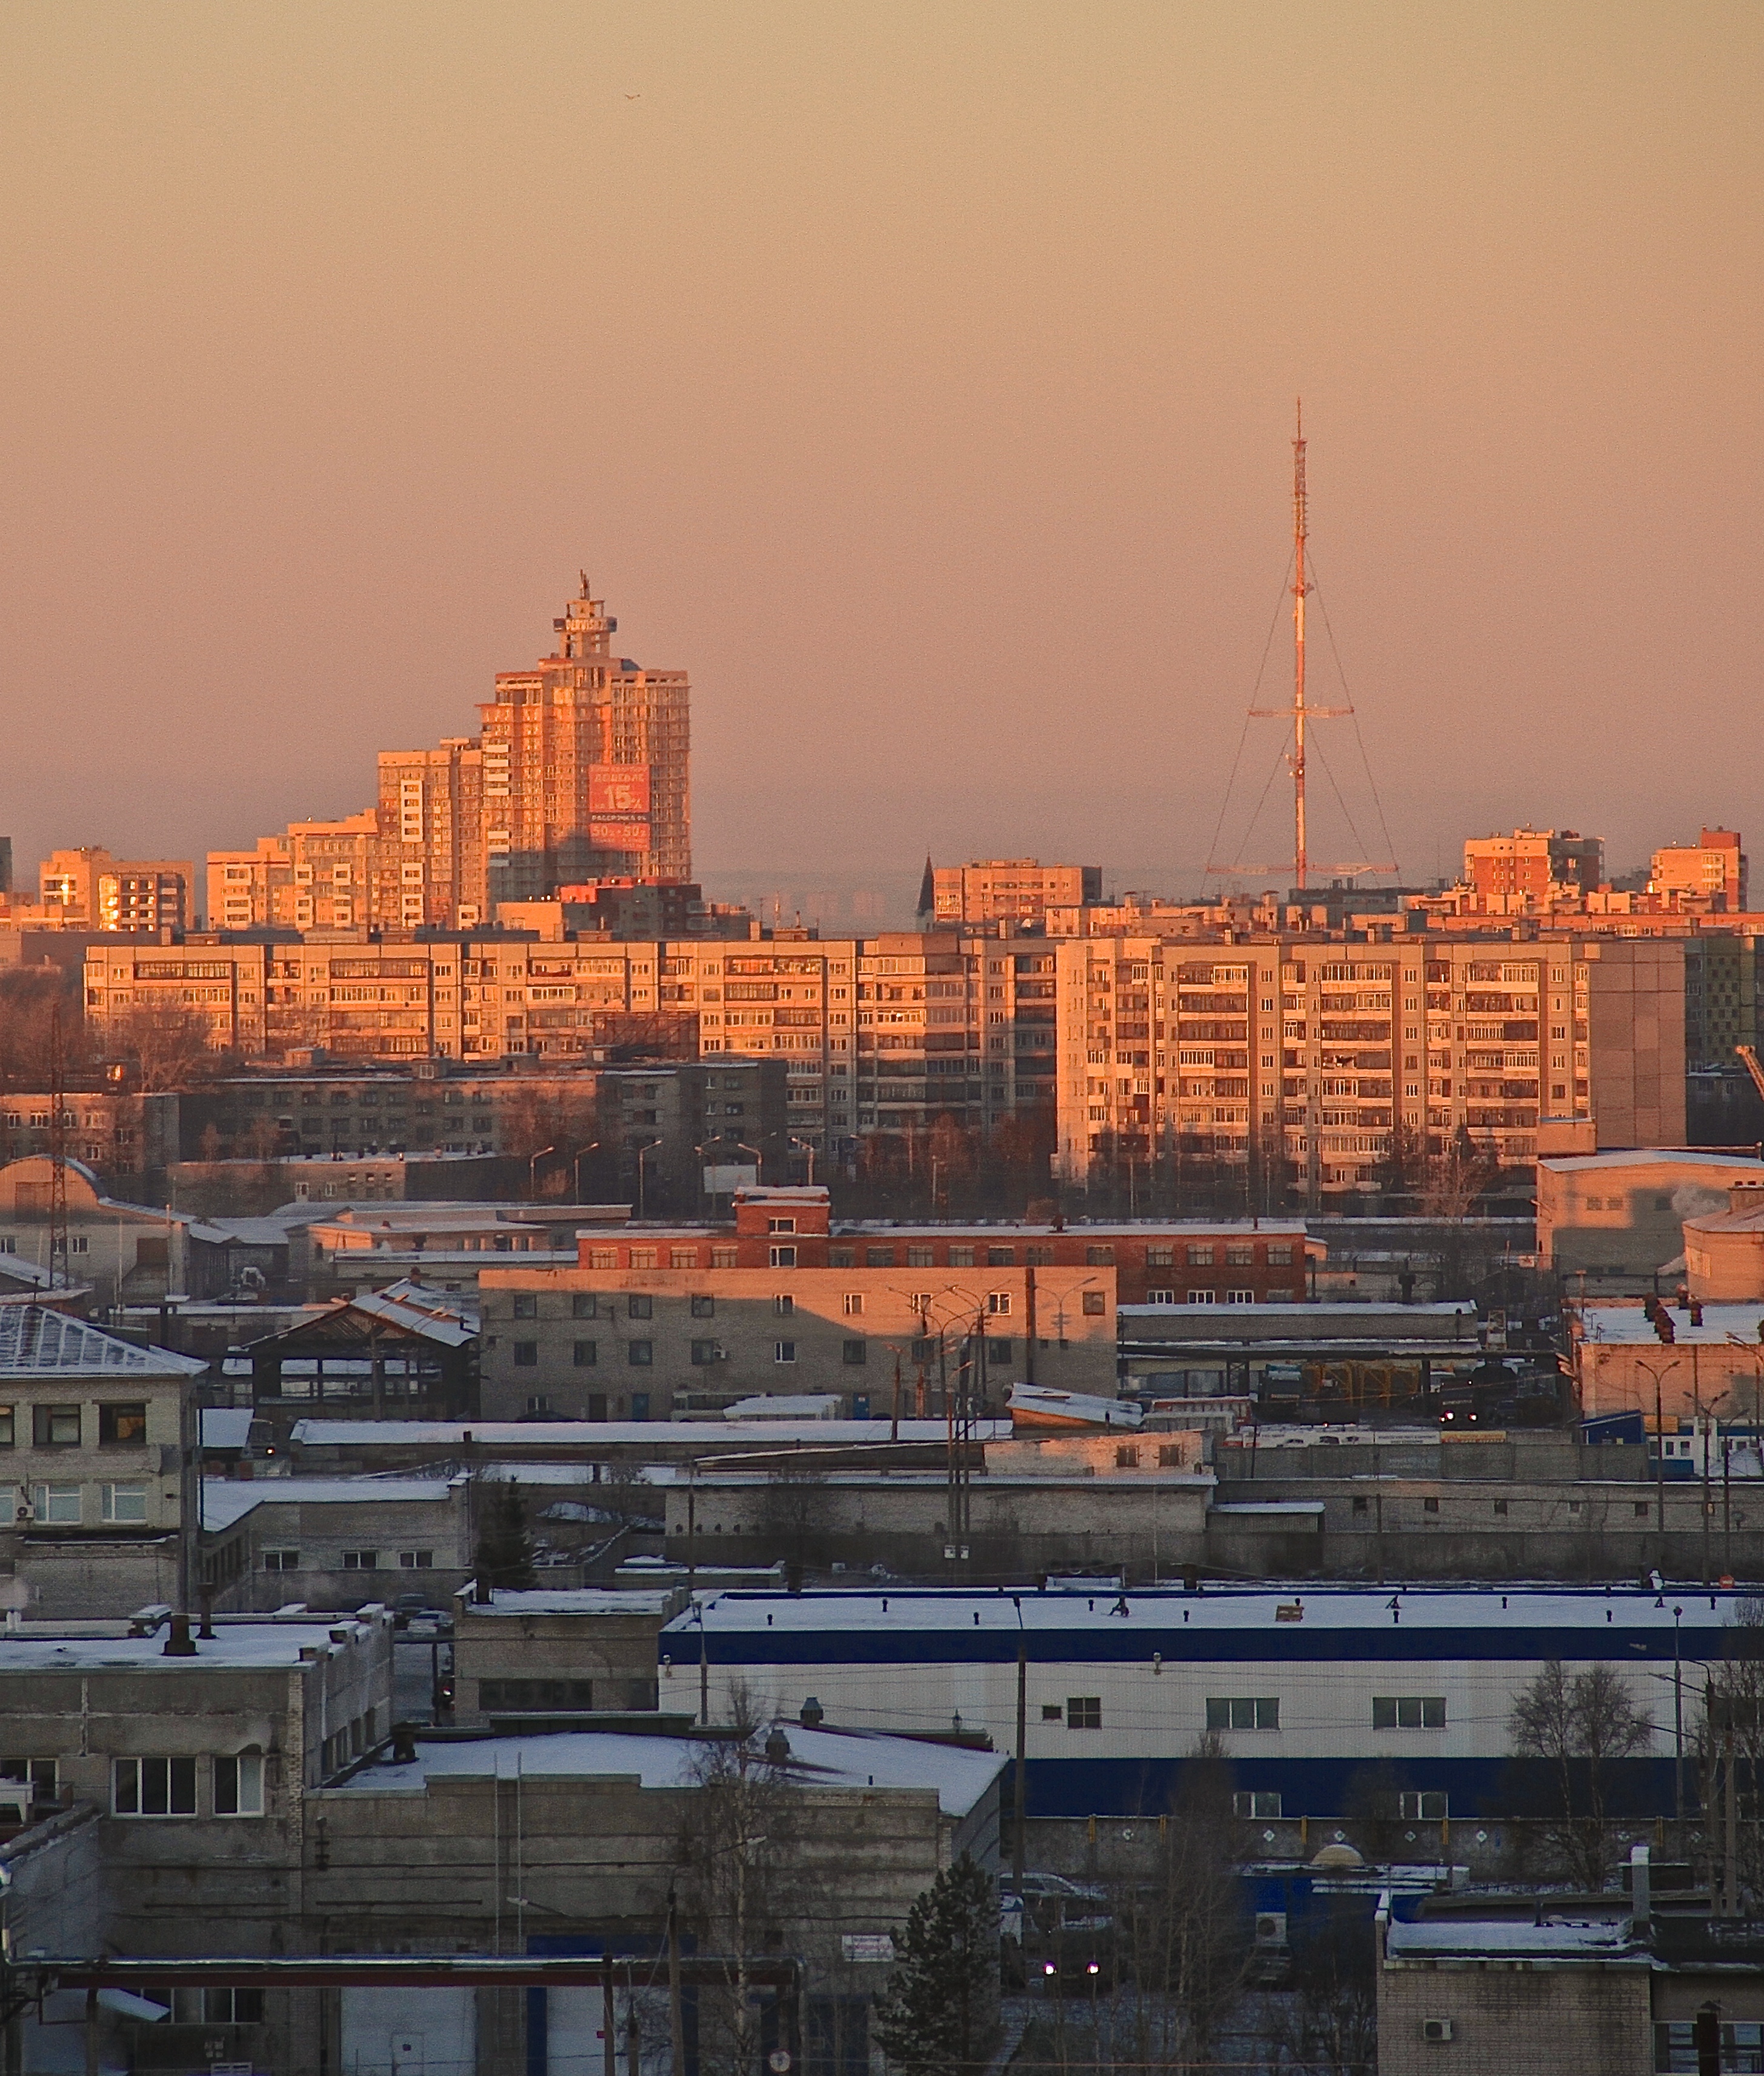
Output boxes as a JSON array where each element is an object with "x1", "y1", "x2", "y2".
[{"x1": 2, "y1": 2, "x2": 1760, "y2": 893}]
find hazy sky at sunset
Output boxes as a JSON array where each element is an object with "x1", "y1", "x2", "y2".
[{"x1": 2, "y1": 2, "x2": 1759, "y2": 898}]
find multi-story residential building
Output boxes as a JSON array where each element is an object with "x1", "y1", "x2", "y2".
[
  {"x1": 180, "y1": 1064, "x2": 597, "y2": 1162},
  {"x1": 82, "y1": 937, "x2": 269, "y2": 1054},
  {"x1": 930, "y1": 858, "x2": 1100, "y2": 929},
  {"x1": 1462, "y1": 829, "x2": 1605, "y2": 904},
  {"x1": 1682, "y1": 930, "x2": 1757, "y2": 1069},
  {"x1": 205, "y1": 833, "x2": 291, "y2": 932},
  {"x1": 479, "y1": 577, "x2": 690, "y2": 903},
  {"x1": 1054, "y1": 934, "x2": 1686, "y2": 1201},
  {"x1": 477, "y1": 1186, "x2": 1119, "y2": 1420},
  {"x1": 1650, "y1": 826, "x2": 1747, "y2": 912},
  {"x1": 376, "y1": 737, "x2": 487, "y2": 929},
  {"x1": 208, "y1": 758, "x2": 487, "y2": 937},
  {"x1": 38, "y1": 849, "x2": 195, "y2": 932}
]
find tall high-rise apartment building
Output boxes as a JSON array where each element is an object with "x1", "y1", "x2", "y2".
[
  {"x1": 479, "y1": 578, "x2": 690, "y2": 904},
  {"x1": 211, "y1": 574, "x2": 692, "y2": 930},
  {"x1": 376, "y1": 738, "x2": 487, "y2": 929}
]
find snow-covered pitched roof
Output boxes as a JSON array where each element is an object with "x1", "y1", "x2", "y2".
[
  {"x1": 202, "y1": 1474, "x2": 462, "y2": 1533},
  {"x1": 0, "y1": 1308, "x2": 206, "y2": 1379},
  {"x1": 1542, "y1": 1149, "x2": 1764, "y2": 1175}
]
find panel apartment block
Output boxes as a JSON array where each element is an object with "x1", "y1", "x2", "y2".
[{"x1": 1054, "y1": 935, "x2": 1685, "y2": 1200}]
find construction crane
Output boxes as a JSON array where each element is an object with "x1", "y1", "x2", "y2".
[{"x1": 1736, "y1": 1045, "x2": 1764, "y2": 1106}]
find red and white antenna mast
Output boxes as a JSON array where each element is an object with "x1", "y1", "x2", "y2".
[
  {"x1": 1292, "y1": 398, "x2": 1310, "y2": 892},
  {"x1": 1207, "y1": 406, "x2": 1396, "y2": 887}
]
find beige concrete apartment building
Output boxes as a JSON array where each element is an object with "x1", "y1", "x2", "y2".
[
  {"x1": 82, "y1": 938, "x2": 269, "y2": 1053},
  {"x1": 1649, "y1": 825, "x2": 1746, "y2": 910},
  {"x1": 481, "y1": 577, "x2": 690, "y2": 899},
  {"x1": 376, "y1": 736, "x2": 488, "y2": 928},
  {"x1": 931, "y1": 859, "x2": 1100, "y2": 927},
  {"x1": 1054, "y1": 934, "x2": 1686, "y2": 1200},
  {"x1": 38, "y1": 849, "x2": 195, "y2": 932},
  {"x1": 1463, "y1": 829, "x2": 1605, "y2": 903}
]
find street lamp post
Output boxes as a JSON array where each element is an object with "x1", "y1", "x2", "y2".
[
  {"x1": 788, "y1": 1136, "x2": 816, "y2": 1186},
  {"x1": 636, "y1": 1140, "x2": 662, "y2": 1220},
  {"x1": 1673, "y1": 1604, "x2": 1686, "y2": 1824},
  {"x1": 571, "y1": 1143, "x2": 601, "y2": 1201},
  {"x1": 1637, "y1": 1357, "x2": 1682, "y2": 1568},
  {"x1": 527, "y1": 1144, "x2": 556, "y2": 1201}
]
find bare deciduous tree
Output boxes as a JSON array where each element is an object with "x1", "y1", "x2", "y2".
[
  {"x1": 0, "y1": 968, "x2": 89, "y2": 1091},
  {"x1": 114, "y1": 1002, "x2": 230, "y2": 1092},
  {"x1": 1696, "y1": 1596, "x2": 1764, "y2": 1905},
  {"x1": 678, "y1": 1687, "x2": 797, "y2": 2076},
  {"x1": 1509, "y1": 1658, "x2": 1654, "y2": 1887},
  {"x1": 1095, "y1": 1734, "x2": 1253, "y2": 2071}
]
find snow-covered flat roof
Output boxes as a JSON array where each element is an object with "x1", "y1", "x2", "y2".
[
  {"x1": 288, "y1": 1418, "x2": 1013, "y2": 1448},
  {"x1": 336, "y1": 1724, "x2": 1005, "y2": 1817},
  {"x1": 202, "y1": 1475, "x2": 462, "y2": 1532},
  {"x1": 1579, "y1": 1303, "x2": 1764, "y2": 1346},
  {"x1": 201, "y1": 1409, "x2": 256, "y2": 1450},
  {"x1": 461, "y1": 1588, "x2": 679, "y2": 1618},
  {"x1": 0, "y1": 1615, "x2": 385, "y2": 1672},
  {"x1": 668, "y1": 1583, "x2": 1749, "y2": 1651},
  {"x1": 1386, "y1": 1918, "x2": 1639, "y2": 1960}
]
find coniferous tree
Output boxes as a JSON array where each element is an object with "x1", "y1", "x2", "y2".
[
  {"x1": 873, "y1": 1852, "x2": 997, "y2": 2076},
  {"x1": 474, "y1": 1480, "x2": 536, "y2": 1590}
]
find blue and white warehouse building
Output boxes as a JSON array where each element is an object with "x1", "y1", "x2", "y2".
[{"x1": 659, "y1": 1584, "x2": 1751, "y2": 1820}]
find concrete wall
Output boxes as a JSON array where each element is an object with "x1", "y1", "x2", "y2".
[
  {"x1": 450, "y1": 1590, "x2": 686, "y2": 1723},
  {"x1": 13, "y1": 1533, "x2": 183, "y2": 1620},
  {"x1": 216, "y1": 1486, "x2": 473, "y2": 1613},
  {"x1": 664, "y1": 1472, "x2": 1213, "y2": 1577}
]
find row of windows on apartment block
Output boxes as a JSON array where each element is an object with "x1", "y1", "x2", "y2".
[
  {"x1": 262, "y1": 1549, "x2": 433, "y2": 1571},
  {"x1": 1038, "y1": 1695, "x2": 1448, "y2": 1732},
  {"x1": 508, "y1": 1337, "x2": 1020, "y2": 1367},
  {"x1": 578, "y1": 1240, "x2": 1159, "y2": 1270},
  {"x1": 505, "y1": 1292, "x2": 1105, "y2": 1324},
  {"x1": 506, "y1": 1290, "x2": 1091, "y2": 1321}
]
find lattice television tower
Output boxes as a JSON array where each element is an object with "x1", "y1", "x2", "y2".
[{"x1": 1207, "y1": 402, "x2": 1396, "y2": 889}]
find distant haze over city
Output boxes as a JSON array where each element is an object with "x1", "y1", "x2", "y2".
[{"x1": 2, "y1": 4, "x2": 1757, "y2": 887}]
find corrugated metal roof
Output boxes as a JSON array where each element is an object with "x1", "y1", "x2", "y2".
[{"x1": 0, "y1": 1307, "x2": 207, "y2": 1378}]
